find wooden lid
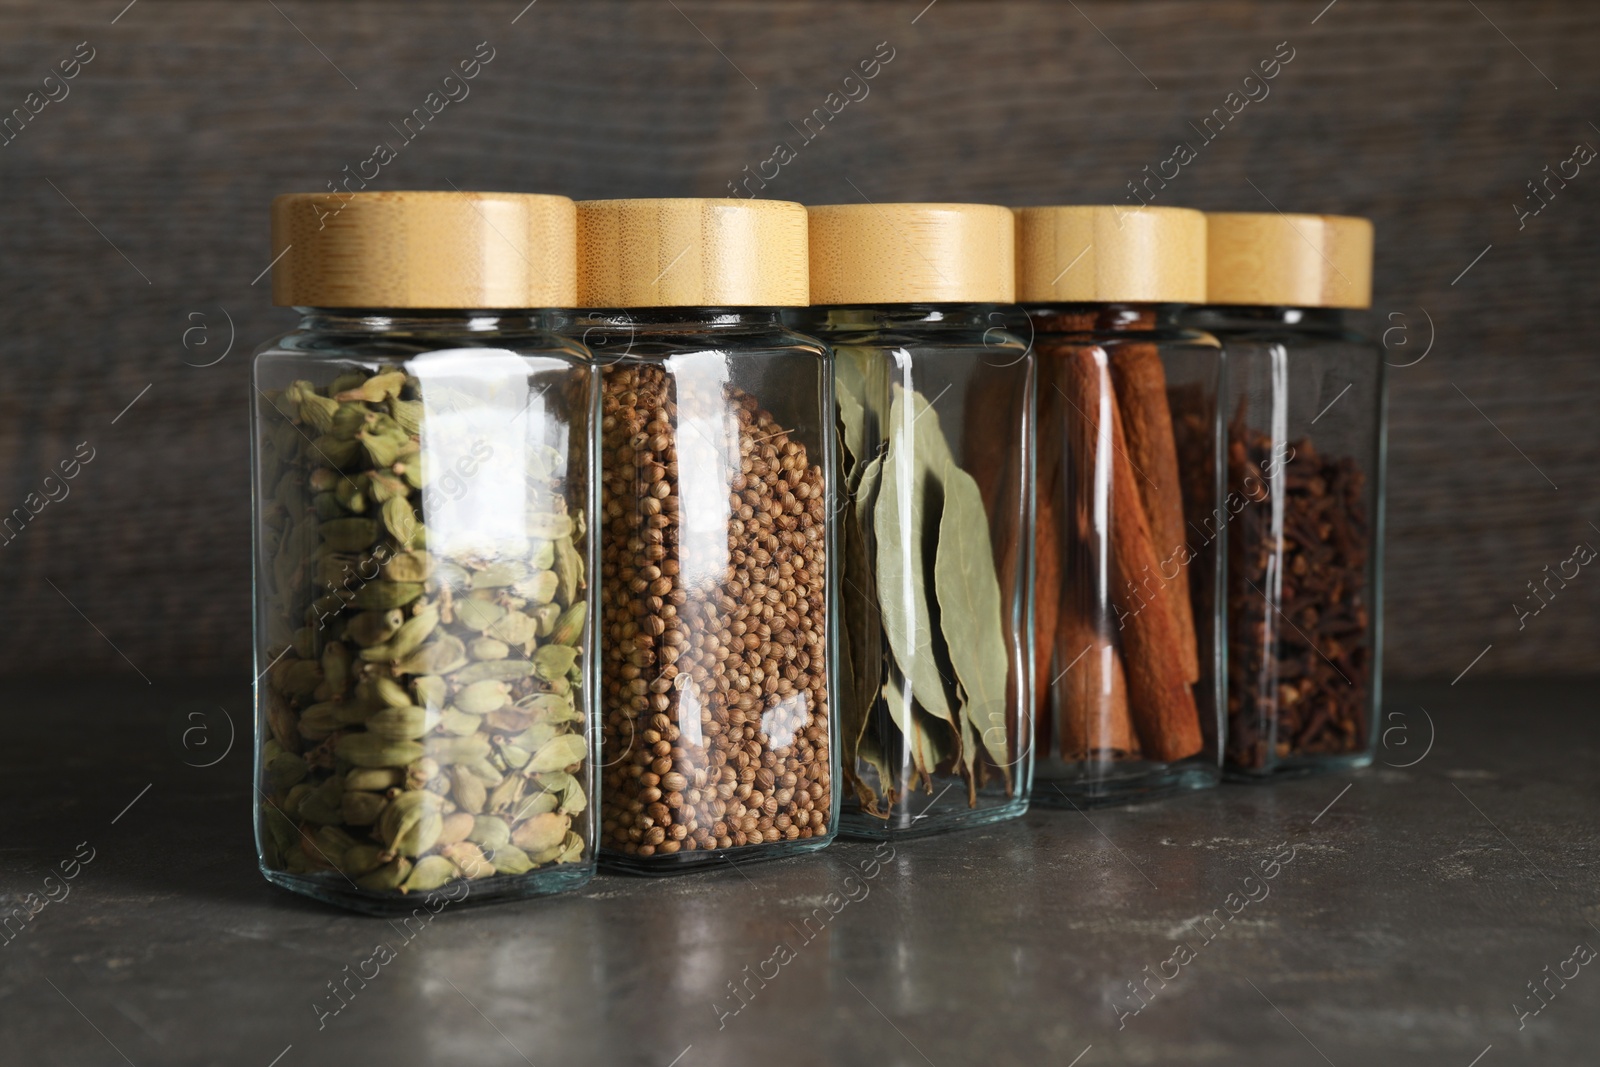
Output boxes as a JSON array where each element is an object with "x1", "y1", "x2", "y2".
[
  {"x1": 271, "y1": 191, "x2": 577, "y2": 308},
  {"x1": 1204, "y1": 212, "x2": 1373, "y2": 308},
  {"x1": 575, "y1": 198, "x2": 809, "y2": 307},
  {"x1": 1014, "y1": 205, "x2": 1206, "y2": 303},
  {"x1": 806, "y1": 203, "x2": 1015, "y2": 304}
]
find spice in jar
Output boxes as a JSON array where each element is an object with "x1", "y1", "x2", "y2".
[
  {"x1": 1016, "y1": 205, "x2": 1224, "y2": 803},
  {"x1": 568, "y1": 197, "x2": 837, "y2": 868},
  {"x1": 253, "y1": 191, "x2": 599, "y2": 911},
  {"x1": 1185, "y1": 211, "x2": 1383, "y2": 775}
]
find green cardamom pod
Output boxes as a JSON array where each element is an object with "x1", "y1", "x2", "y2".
[
  {"x1": 308, "y1": 468, "x2": 340, "y2": 493},
  {"x1": 531, "y1": 602, "x2": 562, "y2": 638},
  {"x1": 311, "y1": 434, "x2": 362, "y2": 468},
  {"x1": 560, "y1": 780, "x2": 587, "y2": 816},
  {"x1": 292, "y1": 627, "x2": 317, "y2": 660},
  {"x1": 529, "y1": 540, "x2": 555, "y2": 570},
  {"x1": 500, "y1": 744, "x2": 531, "y2": 770},
  {"x1": 262, "y1": 802, "x2": 298, "y2": 860},
  {"x1": 342, "y1": 843, "x2": 385, "y2": 877},
  {"x1": 320, "y1": 641, "x2": 351, "y2": 699},
  {"x1": 297, "y1": 701, "x2": 341, "y2": 741},
  {"x1": 336, "y1": 733, "x2": 425, "y2": 768},
  {"x1": 487, "y1": 774, "x2": 525, "y2": 814},
  {"x1": 297, "y1": 777, "x2": 345, "y2": 825},
  {"x1": 456, "y1": 680, "x2": 511, "y2": 715},
  {"x1": 427, "y1": 734, "x2": 491, "y2": 766},
  {"x1": 450, "y1": 660, "x2": 537, "y2": 684},
  {"x1": 382, "y1": 494, "x2": 423, "y2": 549},
  {"x1": 298, "y1": 387, "x2": 340, "y2": 434},
  {"x1": 398, "y1": 456, "x2": 425, "y2": 490},
  {"x1": 355, "y1": 857, "x2": 412, "y2": 891},
  {"x1": 552, "y1": 536, "x2": 582, "y2": 607},
  {"x1": 451, "y1": 767, "x2": 487, "y2": 815},
  {"x1": 555, "y1": 831, "x2": 585, "y2": 864},
  {"x1": 346, "y1": 608, "x2": 405, "y2": 648},
  {"x1": 519, "y1": 692, "x2": 581, "y2": 723},
  {"x1": 333, "y1": 700, "x2": 373, "y2": 727},
  {"x1": 336, "y1": 370, "x2": 407, "y2": 403},
  {"x1": 532, "y1": 644, "x2": 579, "y2": 681},
  {"x1": 282, "y1": 782, "x2": 313, "y2": 820},
  {"x1": 413, "y1": 675, "x2": 447, "y2": 711},
  {"x1": 345, "y1": 767, "x2": 401, "y2": 791},
  {"x1": 512, "y1": 791, "x2": 558, "y2": 818},
  {"x1": 380, "y1": 550, "x2": 434, "y2": 584},
  {"x1": 395, "y1": 634, "x2": 467, "y2": 675},
  {"x1": 364, "y1": 469, "x2": 410, "y2": 503},
  {"x1": 360, "y1": 428, "x2": 412, "y2": 470},
  {"x1": 265, "y1": 749, "x2": 309, "y2": 792},
  {"x1": 333, "y1": 477, "x2": 367, "y2": 515},
  {"x1": 549, "y1": 602, "x2": 587, "y2": 647},
  {"x1": 365, "y1": 704, "x2": 437, "y2": 741},
  {"x1": 526, "y1": 733, "x2": 586, "y2": 774},
  {"x1": 510, "y1": 811, "x2": 569, "y2": 855},
  {"x1": 311, "y1": 491, "x2": 344, "y2": 521},
  {"x1": 486, "y1": 610, "x2": 537, "y2": 647},
  {"x1": 519, "y1": 570, "x2": 560, "y2": 606},
  {"x1": 439, "y1": 707, "x2": 481, "y2": 737},
  {"x1": 388, "y1": 396, "x2": 424, "y2": 435},
  {"x1": 328, "y1": 402, "x2": 368, "y2": 440},
  {"x1": 326, "y1": 372, "x2": 367, "y2": 396},
  {"x1": 348, "y1": 581, "x2": 424, "y2": 611},
  {"x1": 468, "y1": 815, "x2": 511, "y2": 850},
  {"x1": 469, "y1": 637, "x2": 510, "y2": 661},
  {"x1": 440, "y1": 841, "x2": 494, "y2": 879},
  {"x1": 488, "y1": 844, "x2": 535, "y2": 875},
  {"x1": 361, "y1": 602, "x2": 439, "y2": 663},
  {"x1": 378, "y1": 790, "x2": 443, "y2": 858},
  {"x1": 341, "y1": 790, "x2": 387, "y2": 826},
  {"x1": 319, "y1": 518, "x2": 379, "y2": 553},
  {"x1": 372, "y1": 676, "x2": 411, "y2": 708},
  {"x1": 401, "y1": 854, "x2": 459, "y2": 893},
  {"x1": 454, "y1": 598, "x2": 506, "y2": 633},
  {"x1": 437, "y1": 810, "x2": 476, "y2": 847}
]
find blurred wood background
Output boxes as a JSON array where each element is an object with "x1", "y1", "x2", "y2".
[{"x1": 0, "y1": 0, "x2": 1595, "y2": 681}]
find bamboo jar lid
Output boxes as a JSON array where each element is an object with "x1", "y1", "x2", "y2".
[
  {"x1": 806, "y1": 203, "x2": 1015, "y2": 304},
  {"x1": 271, "y1": 191, "x2": 577, "y2": 308},
  {"x1": 1205, "y1": 212, "x2": 1373, "y2": 309},
  {"x1": 575, "y1": 198, "x2": 809, "y2": 307},
  {"x1": 1014, "y1": 205, "x2": 1206, "y2": 304}
]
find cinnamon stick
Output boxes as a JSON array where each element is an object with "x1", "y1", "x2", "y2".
[
  {"x1": 1056, "y1": 603, "x2": 1135, "y2": 758},
  {"x1": 1062, "y1": 347, "x2": 1203, "y2": 762},
  {"x1": 1110, "y1": 344, "x2": 1200, "y2": 685}
]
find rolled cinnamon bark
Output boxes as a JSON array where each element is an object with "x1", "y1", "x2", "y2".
[
  {"x1": 1056, "y1": 603, "x2": 1135, "y2": 758},
  {"x1": 1110, "y1": 344, "x2": 1200, "y2": 685},
  {"x1": 1062, "y1": 346, "x2": 1203, "y2": 762}
]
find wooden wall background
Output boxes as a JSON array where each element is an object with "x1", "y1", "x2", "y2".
[{"x1": 0, "y1": 0, "x2": 1596, "y2": 681}]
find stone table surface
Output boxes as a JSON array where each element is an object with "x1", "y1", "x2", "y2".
[{"x1": 1, "y1": 677, "x2": 1596, "y2": 1066}]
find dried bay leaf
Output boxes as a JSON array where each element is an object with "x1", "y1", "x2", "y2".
[
  {"x1": 934, "y1": 465, "x2": 1014, "y2": 786},
  {"x1": 872, "y1": 386, "x2": 955, "y2": 726}
]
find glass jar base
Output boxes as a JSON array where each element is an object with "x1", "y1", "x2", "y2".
[
  {"x1": 1034, "y1": 761, "x2": 1219, "y2": 808},
  {"x1": 259, "y1": 864, "x2": 595, "y2": 916},
  {"x1": 1226, "y1": 751, "x2": 1374, "y2": 782},
  {"x1": 839, "y1": 796, "x2": 1028, "y2": 840},
  {"x1": 599, "y1": 832, "x2": 836, "y2": 876}
]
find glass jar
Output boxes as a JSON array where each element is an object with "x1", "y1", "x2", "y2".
[
  {"x1": 565, "y1": 198, "x2": 837, "y2": 871},
  {"x1": 1016, "y1": 206, "x2": 1223, "y2": 805},
  {"x1": 253, "y1": 192, "x2": 599, "y2": 913},
  {"x1": 1184, "y1": 212, "x2": 1383, "y2": 778},
  {"x1": 790, "y1": 203, "x2": 1034, "y2": 838}
]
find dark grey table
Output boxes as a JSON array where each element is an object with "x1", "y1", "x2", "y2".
[{"x1": 2, "y1": 678, "x2": 1595, "y2": 1066}]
